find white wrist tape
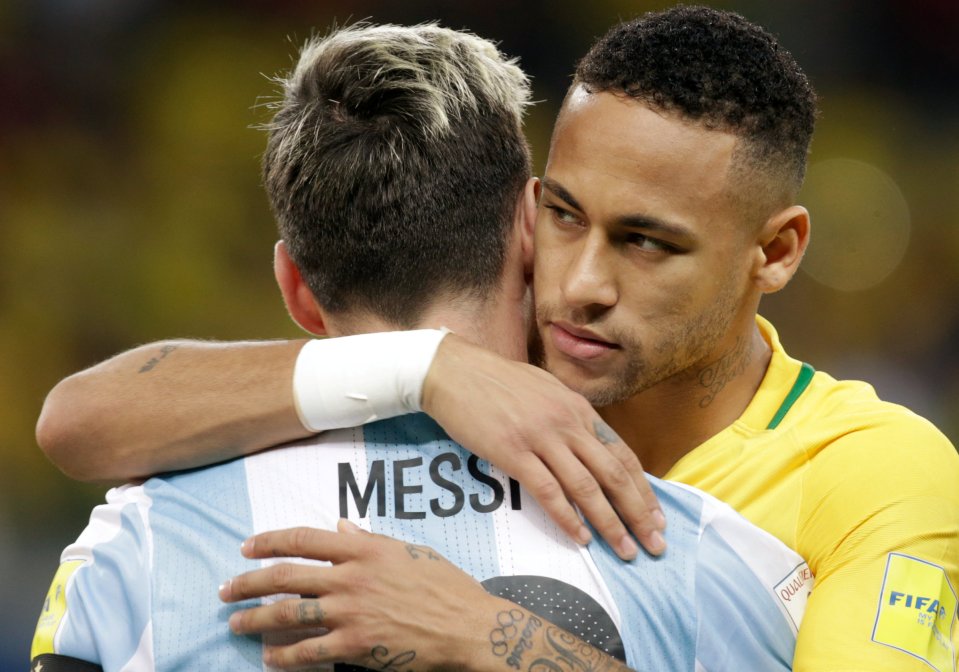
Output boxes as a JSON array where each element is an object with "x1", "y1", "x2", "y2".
[{"x1": 292, "y1": 329, "x2": 450, "y2": 432}]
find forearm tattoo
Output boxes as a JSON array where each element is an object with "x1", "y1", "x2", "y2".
[
  {"x1": 138, "y1": 344, "x2": 178, "y2": 373},
  {"x1": 490, "y1": 610, "x2": 632, "y2": 672}
]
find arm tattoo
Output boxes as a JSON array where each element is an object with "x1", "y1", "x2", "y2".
[
  {"x1": 296, "y1": 598, "x2": 325, "y2": 625},
  {"x1": 490, "y1": 610, "x2": 633, "y2": 672},
  {"x1": 593, "y1": 420, "x2": 622, "y2": 446},
  {"x1": 528, "y1": 626, "x2": 631, "y2": 671},
  {"x1": 138, "y1": 344, "x2": 178, "y2": 373},
  {"x1": 404, "y1": 544, "x2": 441, "y2": 561}
]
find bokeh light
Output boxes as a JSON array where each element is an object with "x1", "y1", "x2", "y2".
[{"x1": 800, "y1": 158, "x2": 911, "y2": 292}]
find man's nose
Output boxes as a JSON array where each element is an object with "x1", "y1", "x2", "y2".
[{"x1": 560, "y1": 234, "x2": 618, "y2": 311}]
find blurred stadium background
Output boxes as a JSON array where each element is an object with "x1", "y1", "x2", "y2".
[{"x1": 1, "y1": 0, "x2": 957, "y2": 666}]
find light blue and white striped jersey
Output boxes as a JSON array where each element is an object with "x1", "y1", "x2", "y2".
[{"x1": 34, "y1": 414, "x2": 811, "y2": 671}]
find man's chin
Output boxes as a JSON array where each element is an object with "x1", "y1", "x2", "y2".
[{"x1": 545, "y1": 360, "x2": 621, "y2": 406}]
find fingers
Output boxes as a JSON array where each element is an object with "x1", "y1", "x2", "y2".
[
  {"x1": 514, "y1": 454, "x2": 593, "y2": 546},
  {"x1": 261, "y1": 631, "x2": 382, "y2": 671},
  {"x1": 221, "y1": 561, "x2": 331, "y2": 603},
  {"x1": 262, "y1": 635, "x2": 338, "y2": 671},
  {"x1": 592, "y1": 432, "x2": 667, "y2": 556},
  {"x1": 572, "y1": 433, "x2": 666, "y2": 558},
  {"x1": 538, "y1": 444, "x2": 639, "y2": 560},
  {"x1": 228, "y1": 595, "x2": 332, "y2": 634},
  {"x1": 240, "y1": 526, "x2": 358, "y2": 563}
]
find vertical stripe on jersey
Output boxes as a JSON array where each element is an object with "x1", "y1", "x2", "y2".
[
  {"x1": 694, "y1": 525, "x2": 796, "y2": 670},
  {"x1": 147, "y1": 461, "x2": 261, "y2": 670},
  {"x1": 587, "y1": 481, "x2": 700, "y2": 671}
]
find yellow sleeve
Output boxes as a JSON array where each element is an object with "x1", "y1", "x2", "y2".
[{"x1": 793, "y1": 416, "x2": 959, "y2": 671}]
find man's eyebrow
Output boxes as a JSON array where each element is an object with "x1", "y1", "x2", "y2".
[
  {"x1": 615, "y1": 213, "x2": 693, "y2": 240},
  {"x1": 542, "y1": 177, "x2": 693, "y2": 240},
  {"x1": 541, "y1": 177, "x2": 584, "y2": 212}
]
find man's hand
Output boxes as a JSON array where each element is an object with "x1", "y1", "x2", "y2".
[
  {"x1": 422, "y1": 336, "x2": 666, "y2": 559},
  {"x1": 220, "y1": 521, "x2": 635, "y2": 672}
]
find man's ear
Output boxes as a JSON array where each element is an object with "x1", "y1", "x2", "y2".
[
  {"x1": 519, "y1": 177, "x2": 540, "y2": 275},
  {"x1": 274, "y1": 241, "x2": 329, "y2": 336},
  {"x1": 753, "y1": 205, "x2": 810, "y2": 294}
]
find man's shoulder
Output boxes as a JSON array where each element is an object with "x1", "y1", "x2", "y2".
[{"x1": 789, "y1": 368, "x2": 956, "y2": 463}]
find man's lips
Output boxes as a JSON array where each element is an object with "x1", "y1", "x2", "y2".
[{"x1": 548, "y1": 322, "x2": 619, "y2": 360}]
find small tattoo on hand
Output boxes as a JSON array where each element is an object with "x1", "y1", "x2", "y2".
[
  {"x1": 369, "y1": 645, "x2": 416, "y2": 671},
  {"x1": 297, "y1": 598, "x2": 324, "y2": 625},
  {"x1": 405, "y1": 544, "x2": 441, "y2": 561},
  {"x1": 593, "y1": 421, "x2": 621, "y2": 446}
]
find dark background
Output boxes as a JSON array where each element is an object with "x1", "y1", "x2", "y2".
[{"x1": 2, "y1": 0, "x2": 958, "y2": 667}]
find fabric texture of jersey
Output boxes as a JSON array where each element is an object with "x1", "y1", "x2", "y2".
[
  {"x1": 665, "y1": 316, "x2": 959, "y2": 672},
  {"x1": 34, "y1": 413, "x2": 809, "y2": 671}
]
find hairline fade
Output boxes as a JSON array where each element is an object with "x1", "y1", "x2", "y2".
[{"x1": 574, "y1": 5, "x2": 818, "y2": 224}]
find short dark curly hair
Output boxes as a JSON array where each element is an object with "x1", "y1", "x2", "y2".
[{"x1": 576, "y1": 5, "x2": 817, "y2": 212}]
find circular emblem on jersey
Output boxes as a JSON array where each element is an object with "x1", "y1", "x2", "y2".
[{"x1": 482, "y1": 574, "x2": 625, "y2": 661}]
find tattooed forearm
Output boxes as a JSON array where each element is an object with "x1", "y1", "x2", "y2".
[
  {"x1": 697, "y1": 336, "x2": 751, "y2": 408},
  {"x1": 528, "y1": 626, "x2": 631, "y2": 672},
  {"x1": 593, "y1": 420, "x2": 622, "y2": 446},
  {"x1": 490, "y1": 610, "x2": 634, "y2": 672},
  {"x1": 139, "y1": 344, "x2": 179, "y2": 373}
]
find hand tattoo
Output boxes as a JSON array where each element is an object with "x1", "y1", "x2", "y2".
[
  {"x1": 139, "y1": 345, "x2": 178, "y2": 373},
  {"x1": 593, "y1": 420, "x2": 622, "y2": 446},
  {"x1": 369, "y1": 645, "x2": 416, "y2": 671},
  {"x1": 405, "y1": 544, "x2": 441, "y2": 561},
  {"x1": 297, "y1": 598, "x2": 325, "y2": 625}
]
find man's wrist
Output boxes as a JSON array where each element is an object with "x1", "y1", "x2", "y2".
[{"x1": 292, "y1": 329, "x2": 450, "y2": 432}]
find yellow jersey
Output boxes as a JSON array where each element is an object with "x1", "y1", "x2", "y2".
[{"x1": 666, "y1": 317, "x2": 959, "y2": 672}]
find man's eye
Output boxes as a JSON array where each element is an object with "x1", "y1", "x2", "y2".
[
  {"x1": 628, "y1": 233, "x2": 676, "y2": 254},
  {"x1": 545, "y1": 204, "x2": 581, "y2": 225}
]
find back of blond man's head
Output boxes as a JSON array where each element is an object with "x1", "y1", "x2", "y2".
[{"x1": 263, "y1": 23, "x2": 533, "y2": 327}]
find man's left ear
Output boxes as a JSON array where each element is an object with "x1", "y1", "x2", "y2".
[
  {"x1": 753, "y1": 205, "x2": 810, "y2": 293},
  {"x1": 274, "y1": 240, "x2": 329, "y2": 336},
  {"x1": 519, "y1": 177, "x2": 540, "y2": 275}
]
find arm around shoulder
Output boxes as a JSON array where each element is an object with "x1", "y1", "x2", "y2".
[{"x1": 36, "y1": 339, "x2": 309, "y2": 483}]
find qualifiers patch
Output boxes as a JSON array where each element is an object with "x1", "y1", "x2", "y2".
[
  {"x1": 774, "y1": 561, "x2": 814, "y2": 631},
  {"x1": 31, "y1": 560, "x2": 84, "y2": 660},
  {"x1": 872, "y1": 553, "x2": 957, "y2": 672}
]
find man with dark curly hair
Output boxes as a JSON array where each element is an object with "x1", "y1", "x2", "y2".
[{"x1": 37, "y1": 6, "x2": 959, "y2": 671}]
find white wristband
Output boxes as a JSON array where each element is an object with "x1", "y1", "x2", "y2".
[{"x1": 292, "y1": 329, "x2": 450, "y2": 432}]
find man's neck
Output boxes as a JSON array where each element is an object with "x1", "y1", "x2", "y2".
[
  {"x1": 327, "y1": 288, "x2": 531, "y2": 365},
  {"x1": 598, "y1": 322, "x2": 771, "y2": 477},
  {"x1": 413, "y1": 293, "x2": 531, "y2": 364}
]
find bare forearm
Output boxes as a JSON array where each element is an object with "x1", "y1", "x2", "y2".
[{"x1": 36, "y1": 339, "x2": 309, "y2": 482}]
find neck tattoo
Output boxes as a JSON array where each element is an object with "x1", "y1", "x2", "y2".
[{"x1": 697, "y1": 336, "x2": 751, "y2": 408}]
